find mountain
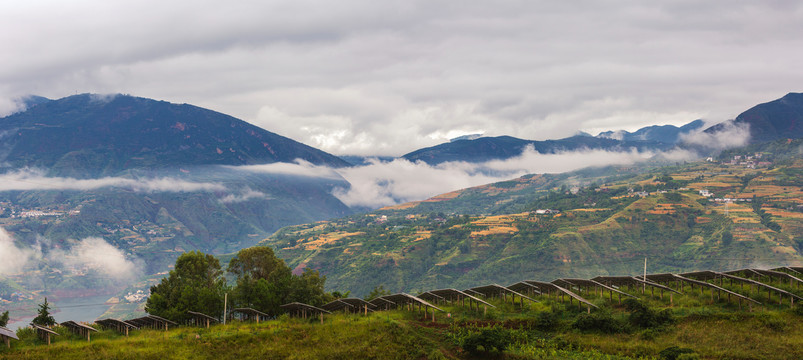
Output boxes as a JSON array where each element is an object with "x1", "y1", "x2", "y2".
[
  {"x1": 0, "y1": 93, "x2": 348, "y2": 177},
  {"x1": 18, "y1": 95, "x2": 52, "y2": 109},
  {"x1": 402, "y1": 135, "x2": 670, "y2": 165},
  {"x1": 260, "y1": 139, "x2": 803, "y2": 296},
  {"x1": 0, "y1": 94, "x2": 357, "y2": 302},
  {"x1": 597, "y1": 119, "x2": 704, "y2": 143},
  {"x1": 705, "y1": 92, "x2": 803, "y2": 143}
]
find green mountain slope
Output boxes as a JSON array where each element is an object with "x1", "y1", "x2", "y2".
[{"x1": 260, "y1": 140, "x2": 803, "y2": 296}]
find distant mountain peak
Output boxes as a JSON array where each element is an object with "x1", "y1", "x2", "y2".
[{"x1": 596, "y1": 120, "x2": 704, "y2": 144}]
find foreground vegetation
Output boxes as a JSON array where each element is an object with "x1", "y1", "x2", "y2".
[{"x1": 3, "y1": 292, "x2": 803, "y2": 359}]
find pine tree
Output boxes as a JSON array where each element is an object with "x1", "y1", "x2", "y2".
[
  {"x1": 0, "y1": 310, "x2": 9, "y2": 327},
  {"x1": 32, "y1": 297, "x2": 56, "y2": 327}
]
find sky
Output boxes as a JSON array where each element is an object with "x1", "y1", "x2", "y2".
[{"x1": 1, "y1": 1, "x2": 802, "y2": 156}]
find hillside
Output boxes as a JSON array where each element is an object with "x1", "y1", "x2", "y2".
[{"x1": 260, "y1": 139, "x2": 803, "y2": 296}]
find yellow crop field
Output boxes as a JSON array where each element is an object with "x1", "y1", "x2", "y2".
[
  {"x1": 379, "y1": 202, "x2": 420, "y2": 210},
  {"x1": 764, "y1": 209, "x2": 803, "y2": 219},
  {"x1": 470, "y1": 226, "x2": 517, "y2": 237},
  {"x1": 741, "y1": 185, "x2": 800, "y2": 197},
  {"x1": 688, "y1": 181, "x2": 734, "y2": 188},
  {"x1": 413, "y1": 230, "x2": 432, "y2": 241},
  {"x1": 295, "y1": 231, "x2": 365, "y2": 250}
]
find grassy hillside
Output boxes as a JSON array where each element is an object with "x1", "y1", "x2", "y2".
[
  {"x1": 261, "y1": 140, "x2": 803, "y2": 296},
  {"x1": 3, "y1": 286, "x2": 803, "y2": 359}
]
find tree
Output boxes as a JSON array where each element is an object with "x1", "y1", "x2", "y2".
[
  {"x1": 0, "y1": 310, "x2": 9, "y2": 327},
  {"x1": 145, "y1": 251, "x2": 228, "y2": 323},
  {"x1": 32, "y1": 298, "x2": 56, "y2": 327},
  {"x1": 227, "y1": 246, "x2": 287, "y2": 282},
  {"x1": 228, "y1": 246, "x2": 329, "y2": 316},
  {"x1": 721, "y1": 231, "x2": 733, "y2": 246}
]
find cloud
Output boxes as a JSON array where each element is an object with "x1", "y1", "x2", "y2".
[
  {"x1": 0, "y1": 227, "x2": 38, "y2": 275},
  {"x1": 329, "y1": 146, "x2": 697, "y2": 208},
  {"x1": 1, "y1": 2, "x2": 802, "y2": 155},
  {"x1": 228, "y1": 160, "x2": 342, "y2": 179},
  {"x1": 46, "y1": 237, "x2": 143, "y2": 281},
  {"x1": 219, "y1": 187, "x2": 272, "y2": 204},
  {"x1": 0, "y1": 168, "x2": 226, "y2": 192},
  {"x1": 88, "y1": 93, "x2": 119, "y2": 103},
  {"x1": 679, "y1": 121, "x2": 751, "y2": 150},
  {"x1": 0, "y1": 227, "x2": 142, "y2": 280},
  {"x1": 228, "y1": 147, "x2": 699, "y2": 209}
]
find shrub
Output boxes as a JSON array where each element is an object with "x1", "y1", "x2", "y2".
[
  {"x1": 460, "y1": 327, "x2": 512, "y2": 355},
  {"x1": 535, "y1": 311, "x2": 559, "y2": 332},
  {"x1": 571, "y1": 311, "x2": 625, "y2": 333},
  {"x1": 659, "y1": 346, "x2": 696, "y2": 360},
  {"x1": 639, "y1": 328, "x2": 657, "y2": 341},
  {"x1": 624, "y1": 298, "x2": 673, "y2": 329}
]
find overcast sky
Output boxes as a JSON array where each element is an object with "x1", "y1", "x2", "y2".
[{"x1": 1, "y1": 1, "x2": 802, "y2": 156}]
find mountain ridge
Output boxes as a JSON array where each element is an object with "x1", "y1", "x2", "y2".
[
  {"x1": 0, "y1": 93, "x2": 349, "y2": 177},
  {"x1": 402, "y1": 135, "x2": 671, "y2": 165}
]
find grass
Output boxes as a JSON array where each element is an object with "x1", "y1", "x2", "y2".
[
  {"x1": 3, "y1": 291, "x2": 803, "y2": 359},
  {"x1": 2, "y1": 313, "x2": 456, "y2": 360}
]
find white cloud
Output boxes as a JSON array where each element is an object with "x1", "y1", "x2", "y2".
[
  {"x1": 219, "y1": 187, "x2": 272, "y2": 204},
  {"x1": 229, "y1": 146, "x2": 693, "y2": 209},
  {"x1": 679, "y1": 121, "x2": 751, "y2": 150},
  {"x1": 0, "y1": 168, "x2": 226, "y2": 192},
  {"x1": 0, "y1": 227, "x2": 38, "y2": 275},
  {"x1": 47, "y1": 237, "x2": 143, "y2": 281},
  {"x1": 331, "y1": 158, "x2": 505, "y2": 208},
  {"x1": 332, "y1": 147, "x2": 685, "y2": 208},
  {"x1": 0, "y1": 227, "x2": 142, "y2": 280},
  {"x1": 229, "y1": 160, "x2": 342, "y2": 179}
]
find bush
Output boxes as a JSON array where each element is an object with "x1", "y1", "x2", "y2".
[
  {"x1": 624, "y1": 298, "x2": 673, "y2": 329},
  {"x1": 460, "y1": 327, "x2": 512, "y2": 355},
  {"x1": 535, "y1": 311, "x2": 559, "y2": 332},
  {"x1": 659, "y1": 346, "x2": 696, "y2": 360},
  {"x1": 571, "y1": 311, "x2": 625, "y2": 333}
]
